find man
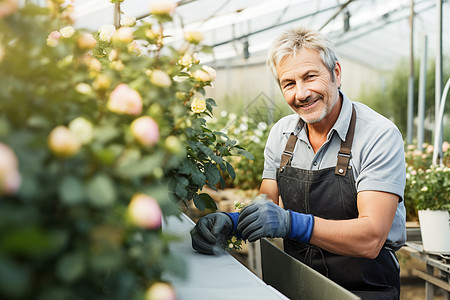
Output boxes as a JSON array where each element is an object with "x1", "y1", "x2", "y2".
[{"x1": 190, "y1": 26, "x2": 406, "y2": 299}]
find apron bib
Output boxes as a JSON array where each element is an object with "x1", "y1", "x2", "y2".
[{"x1": 276, "y1": 107, "x2": 400, "y2": 300}]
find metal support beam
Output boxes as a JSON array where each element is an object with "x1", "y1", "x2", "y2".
[
  {"x1": 434, "y1": 0, "x2": 443, "y2": 160},
  {"x1": 407, "y1": 0, "x2": 415, "y2": 144},
  {"x1": 417, "y1": 35, "x2": 427, "y2": 151}
]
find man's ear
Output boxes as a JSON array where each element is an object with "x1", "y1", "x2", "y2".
[{"x1": 334, "y1": 61, "x2": 342, "y2": 87}]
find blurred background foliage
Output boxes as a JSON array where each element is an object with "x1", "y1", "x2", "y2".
[{"x1": 359, "y1": 58, "x2": 450, "y2": 143}]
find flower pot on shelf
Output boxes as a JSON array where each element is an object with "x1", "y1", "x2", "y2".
[{"x1": 418, "y1": 209, "x2": 450, "y2": 254}]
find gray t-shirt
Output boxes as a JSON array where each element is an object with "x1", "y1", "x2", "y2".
[{"x1": 263, "y1": 91, "x2": 406, "y2": 251}]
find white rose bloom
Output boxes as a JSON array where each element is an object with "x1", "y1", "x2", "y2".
[
  {"x1": 60, "y1": 26, "x2": 75, "y2": 38},
  {"x1": 220, "y1": 111, "x2": 228, "y2": 118},
  {"x1": 202, "y1": 65, "x2": 216, "y2": 81},
  {"x1": 257, "y1": 122, "x2": 268, "y2": 131},
  {"x1": 239, "y1": 123, "x2": 248, "y2": 131},
  {"x1": 120, "y1": 15, "x2": 136, "y2": 27},
  {"x1": 98, "y1": 24, "x2": 116, "y2": 42}
]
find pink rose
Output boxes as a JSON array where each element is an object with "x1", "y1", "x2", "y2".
[
  {"x1": 130, "y1": 116, "x2": 160, "y2": 147},
  {"x1": 0, "y1": 142, "x2": 21, "y2": 195},
  {"x1": 107, "y1": 84, "x2": 143, "y2": 116},
  {"x1": 48, "y1": 126, "x2": 81, "y2": 157},
  {"x1": 128, "y1": 194, "x2": 162, "y2": 229},
  {"x1": 47, "y1": 31, "x2": 61, "y2": 47}
]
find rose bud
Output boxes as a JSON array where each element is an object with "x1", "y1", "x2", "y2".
[
  {"x1": 77, "y1": 33, "x2": 97, "y2": 50},
  {"x1": 112, "y1": 27, "x2": 134, "y2": 44},
  {"x1": 98, "y1": 24, "x2": 116, "y2": 42},
  {"x1": 69, "y1": 117, "x2": 94, "y2": 145},
  {"x1": 128, "y1": 194, "x2": 162, "y2": 229},
  {"x1": 48, "y1": 126, "x2": 81, "y2": 157},
  {"x1": 59, "y1": 26, "x2": 75, "y2": 38},
  {"x1": 0, "y1": 142, "x2": 21, "y2": 195},
  {"x1": 145, "y1": 282, "x2": 177, "y2": 300},
  {"x1": 184, "y1": 31, "x2": 203, "y2": 44},
  {"x1": 149, "y1": 1, "x2": 176, "y2": 17},
  {"x1": 130, "y1": 116, "x2": 160, "y2": 147},
  {"x1": 150, "y1": 70, "x2": 172, "y2": 88},
  {"x1": 107, "y1": 84, "x2": 143, "y2": 116},
  {"x1": 120, "y1": 15, "x2": 136, "y2": 27},
  {"x1": 192, "y1": 66, "x2": 216, "y2": 82}
]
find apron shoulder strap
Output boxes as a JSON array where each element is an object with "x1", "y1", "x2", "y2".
[
  {"x1": 280, "y1": 133, "x2": 298, "y2": 169},
  {"x1": 335, "y1": 105, "x2": 357, "y2": 176}
]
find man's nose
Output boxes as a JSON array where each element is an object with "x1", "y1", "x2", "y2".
[{"x1": 295, "y1": 83, "x2": 312, "y2": 101}]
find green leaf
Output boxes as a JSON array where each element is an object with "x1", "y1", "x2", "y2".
[
  {"x1": 238, "y1": 149, "x2": 255, "y2": 160},
  {"x1": 225, "y1": 139, "x2": 237, "y2": 147},
  {"x1": 55, "y1": 252, "x2": 85, "y2": 283},
  {"x1": 205, "y1": 98, "x2": 217, "y2": 107},
  {"x1": 191, "y1": 171, "x2": 206, "y2": 187},
  {"x1": 197, "y1": 143, "x2": 214, "y2": 157},
  {"x1": 175, "y1": 176, "x2": 189, "y2": 199},
  {"x1": 226, "y1": 162, "x2": 236, "y2": 180},
  {"x1": 86, "y1": 175, "x2": 116, "y2": 207},
  {"x1": 204, "y1": 163, "x2": 221, "y2": 186},
  {"x1": 198, "y1": 193, "x2": 217, "y2": 210},
  {"x1": 193, "y1": 194, "x2": 206, "y2": 211},
  {"x1": 59, "y1": 176, "x2": 85, "y2": 205}
]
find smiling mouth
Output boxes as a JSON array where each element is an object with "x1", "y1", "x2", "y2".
[{"x1": 298, "y1": 97, "x2": 321, "y2": 108}]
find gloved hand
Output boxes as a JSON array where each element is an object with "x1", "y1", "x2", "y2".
[
  {"x1": 237, "y1": 196, "x2": 314, "y2": 243},
  {"x1": 190, "y1": 212, "x2": 239, "y2": 255}
]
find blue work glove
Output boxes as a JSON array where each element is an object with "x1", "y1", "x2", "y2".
[
  {"x1": 237, "y1": 196, "x2": 314, "y2": 243},
  {"x1": 190, "y1": 212, "x2": 239, "y2": 255}
]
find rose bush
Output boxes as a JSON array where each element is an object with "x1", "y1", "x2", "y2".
[
  {"x1": 0, "y1": 1, "x2": 249, "y2": 298},
  {"x1": 208, "y1": 111, "x2": 272, "y2": 190}
]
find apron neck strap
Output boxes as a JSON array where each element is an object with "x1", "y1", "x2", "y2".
[
  {"x1": 280, "y1": 132, "x2": 298, "y2": 169},
  {"x1": 335, "y1": 105, "x2": 356, "y2": 176},
  {"x1": 279, "y1": 105, "x2": 357, "y2": 175}
]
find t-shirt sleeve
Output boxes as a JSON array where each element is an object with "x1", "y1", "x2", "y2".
[
  {"x1": 357, "y1": 126, "x2": 406, "y2": 201},
  {"x1": 262, "y1": 124, "x2": 281, "y2": 180}
]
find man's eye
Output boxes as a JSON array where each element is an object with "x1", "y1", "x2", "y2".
[
  {"x1": 283, "y1": 82, "x2": 294, "y2": 88},
  {"x1": 305, "y1": 75, "x2": 315, "y2": 80}
]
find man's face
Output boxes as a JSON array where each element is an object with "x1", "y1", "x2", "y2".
[{"x1": 276, "y1": 48, "x2": 341, "y2": 124}]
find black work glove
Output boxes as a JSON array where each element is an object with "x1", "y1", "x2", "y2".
[
  {"x1": 237, "y1": 196, "x2": 314, "y2": 243},
  {"x1": 190, "y1": 212, "x2": 236, "y2": 255}
]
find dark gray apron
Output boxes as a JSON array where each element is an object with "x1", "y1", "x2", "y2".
[{"x1": 276, "y1": 107, "x2": 400, "y2": 300}]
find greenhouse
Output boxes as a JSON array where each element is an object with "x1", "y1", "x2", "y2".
[{"x1": 0, "y1": 0, "x2": 449, "y2": 299}]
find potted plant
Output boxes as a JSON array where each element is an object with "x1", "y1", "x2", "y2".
[{"x1": 405, "y1": 143, "x2": 450, "y2": 253}]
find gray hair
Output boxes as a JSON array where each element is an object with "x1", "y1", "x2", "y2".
[{"x1": 266, "y1": 26, "x2": 339, "y2": 82}]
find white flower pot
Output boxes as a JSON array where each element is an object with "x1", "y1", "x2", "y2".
[{"x1": 418, "y1": 210, "x2": 450, "y2": 254}]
